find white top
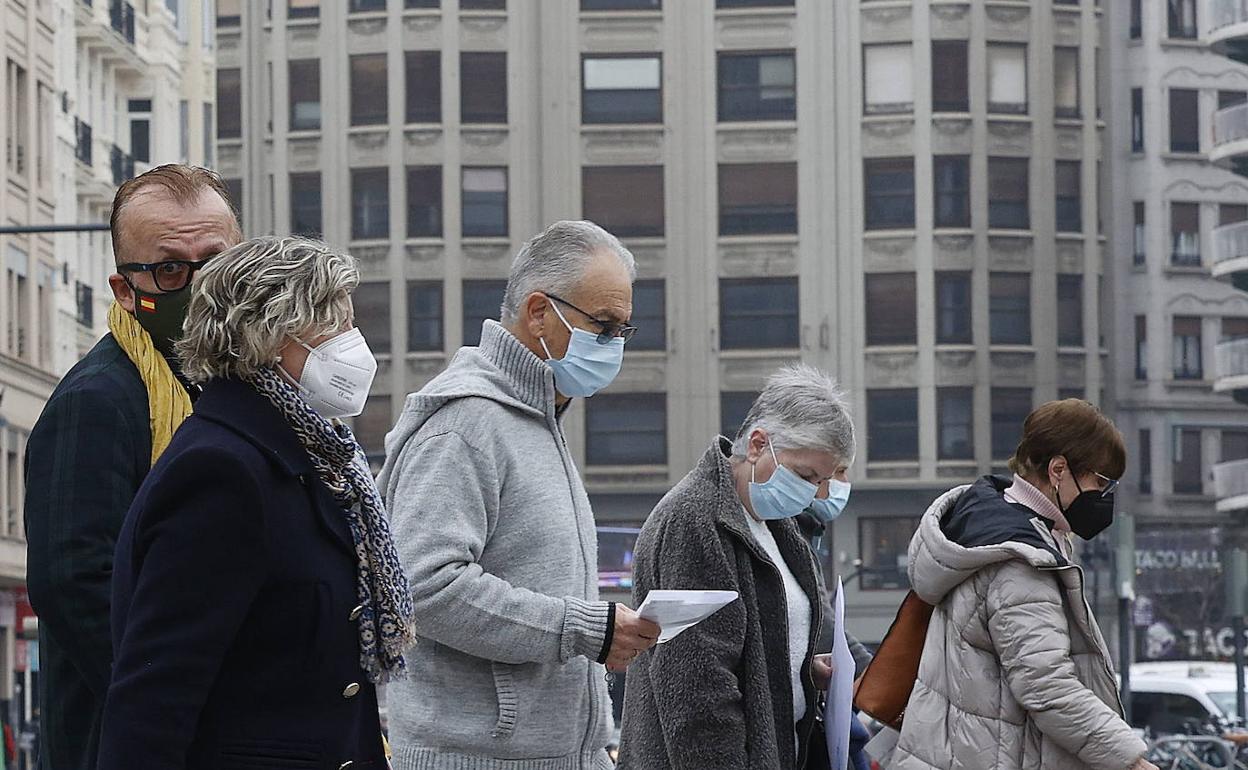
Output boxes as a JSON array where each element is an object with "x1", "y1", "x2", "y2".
[{"x1": 743, "y1": 511, "x2": 812, "y2": 740}]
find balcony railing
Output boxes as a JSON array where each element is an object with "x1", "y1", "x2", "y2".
[
  {"x1": 1212, "y1": 0, "x2": 1248, "y2": 32},
  {"x1": 1215, "y1": 103, "x2": 1248, "y2": 151},
  {"x1": 110, "y1": 145, "x2": 134, "y2": 187},
  {"x1": 1213, "y1": 458, "x2": 1248, "y2": 511},
  {"x1": 109, "y1": 0, "x2": 135, "y2": 45},
  {"x1": 1214, "y1": 220, "x2": 1248, "y2": 270},
  {"x1": 1216, "y1": 335, "x2": 1248, "y2": 384},
  {"x1": 74, "y1": 118, "x2": 93, "y2": 167}
]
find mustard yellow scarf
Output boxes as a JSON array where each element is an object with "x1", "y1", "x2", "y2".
[{"x1": 108, "y1": 302, "x2": 194, "y2": 466}]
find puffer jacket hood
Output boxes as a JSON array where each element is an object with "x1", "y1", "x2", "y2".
[{"x1": 909, "y1": 475, "x2": 1067, "y2": 606}]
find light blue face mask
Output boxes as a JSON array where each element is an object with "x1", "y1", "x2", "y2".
[
  {"x1": 539, "y1": 301, "x2": 625, "y2": 398},
  {"x1": 809, "y1": 478, "x2": 852, "y2": 525},
  {"x1": 748, "y1": 441, "x2": 821, "y2": 521}
]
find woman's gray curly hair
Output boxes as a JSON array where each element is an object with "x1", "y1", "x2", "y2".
[
  {"x1": 177, "y1": 236, "x2": 360, "y2": 384},
  {"x1": 731, "y1": 363, "x2": 856, "y2": 466}
]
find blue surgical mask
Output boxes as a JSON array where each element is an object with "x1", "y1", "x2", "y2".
[
  {"x1": 809, "y1": 479, "x2": 852, "y2": 525},
  {"x1": 748, "y1": 441, "x2": 820, "y2": 521},
  {"x1": 539, "y1": 302, "x2": 625, "y2": 398}
]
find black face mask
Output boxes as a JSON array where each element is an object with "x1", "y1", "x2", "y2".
[
  {"x1": 1057, "y1": 476, "x2": 1115, "y2": 540},
  {"x1": 129, "y1": 285, "x2": 192, "y2": 360}
]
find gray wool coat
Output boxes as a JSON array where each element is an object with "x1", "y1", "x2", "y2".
[{"x1": 617, "y1": 437, "x2": 823, "y2": 770}]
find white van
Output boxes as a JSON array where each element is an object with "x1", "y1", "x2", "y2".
[{"x1": 1128, "y1": 661, "x2": 1244, "y2": 735}]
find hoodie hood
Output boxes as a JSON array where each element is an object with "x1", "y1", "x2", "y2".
[
  {"x1": 376, "y1": 320, "x2": 555, "y2": 494},
  {"x1": 907, "y1": 475, "x2": 1068, "y2": 606}
]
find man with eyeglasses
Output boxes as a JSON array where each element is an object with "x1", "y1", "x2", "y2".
[
  {"x1": 24, "y1": 164, "x2": 240, "y2": 770},
  {"x1": 377, "y1": 220, "x2": 659, "y2": 769}
]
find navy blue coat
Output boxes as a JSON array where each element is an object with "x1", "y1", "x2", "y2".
[{"x1": 98, "y1": 378, "x2": 386, "y2": 770}]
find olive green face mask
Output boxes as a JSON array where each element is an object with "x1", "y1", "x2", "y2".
[{"x1": 130, "y1": 286, "x2": 192, "y2": 359}]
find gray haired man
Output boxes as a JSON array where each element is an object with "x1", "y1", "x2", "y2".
[{"x1": 378, "y1": 220, "x2": 659, "y2": 769}]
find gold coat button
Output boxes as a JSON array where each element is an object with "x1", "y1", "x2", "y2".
[
  {"x1": 342, "y1": 682, "x2": 361, "y2": 698},
  {"x1": 348, "y1": 604, "x2": 364, "y2": 622}
]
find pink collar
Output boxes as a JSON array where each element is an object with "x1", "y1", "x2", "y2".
[{"x1": 1003, "y1": 474, "x2": 1072, "y2": 535}]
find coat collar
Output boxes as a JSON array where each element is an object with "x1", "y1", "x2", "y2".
[{"x1": 191, "y1": 377, "x2": 315, "y2": 477}]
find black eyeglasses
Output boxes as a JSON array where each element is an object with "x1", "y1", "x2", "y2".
[
  {"x1": 545, "y1": 293, "x2": 638, "y2": 344},
  {"x1": 117, "y1": 257, "x2": 216, "y2": 293}
]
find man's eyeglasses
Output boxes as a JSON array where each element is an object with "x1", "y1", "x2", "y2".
[
  {"x1": 545, "y1": 293, "x2": 638, "y2": 344},
  {"x1": 117, "y1": 258, "x2": 215, "y2": 293}
]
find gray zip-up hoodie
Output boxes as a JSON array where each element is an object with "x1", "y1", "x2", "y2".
[{"x1": 377, "y1": 321, "x2": 614, "y2": 770}]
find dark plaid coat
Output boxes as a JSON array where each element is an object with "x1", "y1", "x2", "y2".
[{"x1": 24, "y1": 334, "x2": 151, "y2": 770}]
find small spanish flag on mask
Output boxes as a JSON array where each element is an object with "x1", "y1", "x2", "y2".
[{"x1": 138, "y1": 296, "x2": 157, "y2": 313}]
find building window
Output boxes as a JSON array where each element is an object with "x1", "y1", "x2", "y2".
[
  {"x1": 1131, "y1": 88, "x2": 1144, "y2": 152},
  {"x1": 407, "y1": 281, "x2": 443, "y2": 352},
  {"x1": 1220, "y1": 90, "x2": 1248, "y2": 111},
  {"x1": 582, "y1": 55, "x2": 662, "y2": 124},
  {"x1": 719, "y1": 277, "x2": 798, "y2": 350},
  {"x1": 1168, "y1": 0, "x2": 1197, "y2": 39},
  {"x1": 582, "y1": 166, "x2": 665, "y2": 237},
  {"x1": 407, "y1": 166, "x2": 443, "y2": 238},
  {"x1": 1055, "y1": 161, "x2": 1082, "y2": 233},
  {"x1": 586, "y1": 394, "x2": 667, "y2": 466},
  {"x1": 934, "y1": 155, "x2": 970, "y2": 229},
  {"x1": 1135, "y1": 315, "x2": 1148, "y2": 380},
  {"x1": 1057, "y1": 274, "x2": 1083, "y2": 347},
  {"x1": 935, "y1": 271, "x2": 972, "y2": 344},
  {"x1": 354, "y1": 396, "x2": 391, "y2": 469},
  {"x1": 350, "y1": 0, "x2": 386, "y2": 11},
  {"x1": 938, "y1": 387, "x2": 974, "y2": 460},
  {"x1": 129, "y1": 99, "x2": 151, "y2": 164},
  {"x1": 1222, "y1": 204, "x2": 1248, "y2": 229},
  {"x1": 289, "y1": 59, "x2": 320, "y2": 131},
  {"x1": 461, "y1": 0, "x2": 506, "y2": 8},
  {"x1": 217, "y1": 68, "x2": 241, "y2": 139},
  {"x1": 405, "y1": 51, "x2": 441, "y2": 124},
  {"x1": 350, "y1": 54, "x2": 388, "y2": 126},
  {"x1": 1130, "y1": 0, "x2": 1142, "y2": 38},
  {"x1": 1224, "y1": 430, "x2": 1248, "y2": 462},
  {"x1": 991, "y1": 388, "x2": 1031, "y2": 460},
  {"x1": 720, "y1": 391, "x2": 759, "y2": 440},
  {"x1": 353, "y1": 282, "x2": 391, "y2": 354},
  {"x1": 1134, "y1": 201, "x2": 1146, "y2": 264},
  {"x1": 225, "y1": 178, "x2": 243, "y2": 229},
  {"x1": 289, "y1": 0, "x2": 319, "y2": 18},
  {"x1": 864, "y1": 157, "x2": 915, "y2": 231},
  {"x1": 932, "y1": 40, "x2": 969, "y2": 112},
  {"x1": 717, "y1": 0, "x2": 793, "y2": 6},
  {"x1": 351, "y1": 168, "x2": 389, "y2": 240},
  {"x1": 462, "y1": 167, "x2": 508, "y2": 237},
  {"x1": 859, "y1": 517, "x2": 920, "y2": 590},
  {"x1": 462, "y1": 279, "x2": 507, "y2": 346},
  {"x1": 987, "y1": 44, "x2": 1027, "y2": 114},
  {"x1": 1169, "y1": 89, "x2": 1200, "y2": 153},
  {"x1": 1172, "y1": 316, "x2": 1203, "y2": 380},
  {"x1": 461, "y1": 52, "x2": 507, "y2": 124},
  {"x1": 1224, "y1": 316, "x2": 1248, "y2": 341},
  {"x1": 718, "y1": 51, "x2": 795, "y2": 121},
  {"x1": 217, "y1": 0, "x2": 240, "y2": 25},
  {"x1": 988, "y1": 157, "x2": 1029, "y2": 230},
  {"x1": 290, "y1": 172, "x2": 322, "y2": 236},
  {"x1": 867, "y1": 389, "x2": 918, "y2": 462},
  {"x1": 863, "y1": 44, "x2": 913, "y2": 115},
  {"x1": 1139, "y1": 428, "x2": 1152, "y2": 494},
  {"x1": 1054, "y1": 47, "x2": 1079, "y2": 118},
  {"x1": 582, "y1": 0, "x2": 661, "y2": 8},
  {"x1": 718, "y1": 163, "x2": 797, "y2": 235},
  {"x1": 1170, "y1": 202, "x2": 1200, "y2": 266},
  {"x1": 989, "y1": 272, "x2": 1030, "y2": 345},
  {"x1": 865, "y1": 273, "x2": 916, "y2": 346},
  {"x1": 628, "y1": 279, "x2": 665, "y2": 351},
  {"x1": 1173, "y1": 428, "x2": 1202, "y2": 494}
]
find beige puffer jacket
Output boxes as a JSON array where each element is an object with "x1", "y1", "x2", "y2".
[{"x1": 890, "y1": 477, "x2": 1147, "y2": 770}]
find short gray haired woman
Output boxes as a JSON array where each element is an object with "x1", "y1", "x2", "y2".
[
  {"x1": 618, "y1": 363, "x2": 855, "y2": 770},
  {"x1": 98, "y1": 236, "x2": 415, "y2": 768}
]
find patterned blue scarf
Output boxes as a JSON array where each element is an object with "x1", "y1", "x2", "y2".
[{"x1": 249, "y1": 367, "x2": 416, "y2": 684}]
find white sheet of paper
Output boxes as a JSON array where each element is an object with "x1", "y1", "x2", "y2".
[
  {"x1": 635, "y1": 589, "x2": 739, "y2": 643},
  {"x1": 825, "y1": 578, "x2": 855, "y2": 770}
]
